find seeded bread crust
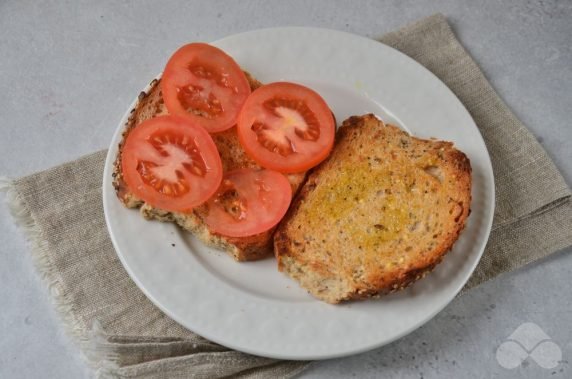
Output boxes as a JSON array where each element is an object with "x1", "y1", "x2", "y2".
[
  {"x1": 274, "y1": 114, "x2": 472, "y2": 303},
  {"x1": 112, "y1": 73, "x2": 306, "y2": 261}
]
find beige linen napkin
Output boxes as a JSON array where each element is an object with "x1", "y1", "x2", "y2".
[{"x1": 3, "y1": 13, "x2": 571, "y2": 379}]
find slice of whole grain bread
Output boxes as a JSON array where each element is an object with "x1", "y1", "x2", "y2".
[
  {"x1": 113, "y1": 73, "x2": 306, "y2": 261},
  {"x1": 274, "y1": 114, "x2": 472, "y2": 303}
]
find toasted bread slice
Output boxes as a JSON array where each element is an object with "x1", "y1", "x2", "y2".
[
  {"x1": 274, "y1": 114, "x2": 472, "y2": 303},
  {"x1": 113, "y1": 73, "x2": 306, "y2": 261}
]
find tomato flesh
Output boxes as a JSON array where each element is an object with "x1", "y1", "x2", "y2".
[
  {"x1": 122, "y1": 115, "x2": 223, "y2": 211},
  {"x1": 203, "y1": 169, "x2": 292, "y2": 237},
  {"x1": 237, "y1": 82, "x2": 335, "y2": 173},
  {"x1": 252, "y1": 97, "x2": 321, "y2": 156},
  {"x1": 161, "y1": 43, "x2": 251, "y2": 133}
]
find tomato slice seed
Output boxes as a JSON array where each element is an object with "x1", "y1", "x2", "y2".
[
  {"x1": 136, "y1": 160, "x2": 190, "y2": 197},
  {"x1": 263, "y1": 97, "x2": 320, "y2": 141},
  {"x1": 177, "y1": 85, "x2": 224, "y2": 119},
  {"x1": 250, "y1": 97, "x2": 322, "y2": 157},
  {"x1": 188, "y1": 64, "x2": 236, "y2": 91},
  {"x1": 134, "y1": 130, "x2": 210, "y2": 198},
  {"x1": 213, "y1": 179, "x2": 248, "y2": 221}
]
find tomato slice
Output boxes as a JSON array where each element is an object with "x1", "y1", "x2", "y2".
[
  {"x1": 237, "y1": 82, "x2": 335, "y2": 173},
  {"x1": 121, "y1": 115, "x2": 223, "y2": 212},
  {"x1": 203, "y1": 169, "x2": 292, "y2": 237},
  {"x1": 161, "y1": 43, "x2": 251, "y2": 133}
]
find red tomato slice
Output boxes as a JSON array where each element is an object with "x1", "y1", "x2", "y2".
[
  {"x1": 161, "y1": 43, "x2": 251, "y2": 133},
  {"x1": 203, "y1": 169, "x2": 292, "y2": 237},
  {"x1": 237, "y1": 82, "x2": 335, "y2": 173},
  {"x1": 121, "y1": 115, "x2": 223, "y2": 212}
]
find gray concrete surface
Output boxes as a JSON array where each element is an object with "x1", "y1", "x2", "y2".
[{"x1": 1, "y1": 0, "x2": 571, "y2": 378}]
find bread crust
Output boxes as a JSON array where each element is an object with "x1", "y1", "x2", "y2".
[
  {"x1": 274, "y1": 114, "x2": 472, "y2": 303},
  {"x1": 112, "y1": 73, "x2": 306, "y2": 261}
]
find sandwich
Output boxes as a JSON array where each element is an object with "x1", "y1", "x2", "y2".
[{"x1": 113, "y1": 43, "x2": 334, "y2": 261}]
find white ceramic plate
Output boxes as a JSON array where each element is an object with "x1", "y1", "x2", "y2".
[{"x1": 103, "y1": 27, "x2": 495, "y2": 360}]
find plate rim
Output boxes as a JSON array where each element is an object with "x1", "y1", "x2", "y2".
[{"x1": 103, "y1": 26, "x2": 495, "y2": 360}]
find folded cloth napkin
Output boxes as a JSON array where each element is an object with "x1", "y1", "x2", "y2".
[{"x1": 3, "y1": 13, "x2": 571, "y2": 379}]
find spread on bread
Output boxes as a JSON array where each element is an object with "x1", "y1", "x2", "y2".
[{"x1": 274, "y1": 115, "x2": 472, "y2": 303}]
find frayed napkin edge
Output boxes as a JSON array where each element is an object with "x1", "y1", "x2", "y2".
[{"x1": 0, "y1": 177, "x2": 122, "y2": 378}]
